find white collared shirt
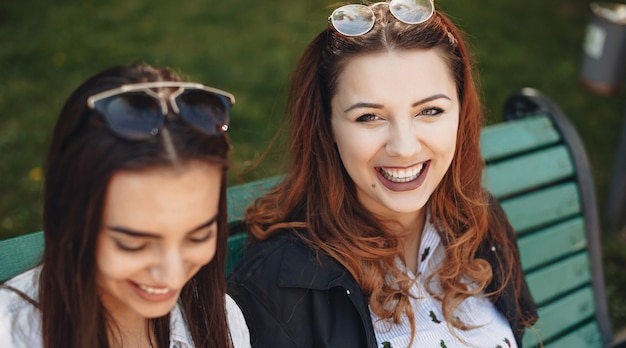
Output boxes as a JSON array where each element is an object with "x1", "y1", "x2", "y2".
[
  {"x1": 0, "y1": 267, "x2": 250, "y2": 348},
  {"x1": 369, "y1": 217, "x2": 517, "y2": 348}
]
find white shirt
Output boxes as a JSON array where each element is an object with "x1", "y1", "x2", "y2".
[
  {"x1": 0, "y1": 267, "x2": 250, "y2": 348},
  {"x1": 369, "y1": 218, "x2": 517, "y2": 348}
]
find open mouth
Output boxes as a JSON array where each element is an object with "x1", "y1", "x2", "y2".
[
  {"x1": 378, "y1": 162, "x2": 426, "y2": 183},
  {"x1": 137, "y1": 283, "x2": 172, "y2": 295},
  {"x1": 375, "y1": 161, "x2": 430, "y2": 192},
  {"x1": 127, "y1": 280, "x2": 178, "y2": 304}
]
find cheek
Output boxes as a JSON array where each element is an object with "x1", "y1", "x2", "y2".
[
  {"x1": 183, "y1": 243, "x2": 218, "y2": 282},
  {"x1": 335, "y1": 140, "x2": 370, "y2": 183},
  {"x1": 96, "y1": 240, "x2": 146, "y2": 280},
  {"x1": 335, "y1": 129, "x2": 379, "y2": 167},
  {"x1": 188, "y1": 239, "x2": 218, "y2": 268},
  {"x1": 430, "y1": 119, "x2": 459, "y2": 160},
  {"x1": 441, "y1": 132, "x2": 458, "y2": 161}
]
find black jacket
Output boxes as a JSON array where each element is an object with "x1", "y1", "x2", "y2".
[{"x1": 228, "y1": 210, "x2": 537, "y2": 347}]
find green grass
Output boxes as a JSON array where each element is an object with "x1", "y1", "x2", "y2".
[{"x1": 2, "y1": 0, "x2": 626, "y2": 332}]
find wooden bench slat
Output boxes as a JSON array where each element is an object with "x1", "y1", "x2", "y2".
[
  {"x1": 480, "y1": 114, "x2": 561, "y2": 162},
  {"x1": 501, "y1": 182, "x2": 581, "y2": 233},
  {"x1": 226, "y1": 233, "x2": 247, "y2": 275},
  {"x1": 544, "y1": 321, "x2": 603, "y2": 348},
  {"x1": 227, "y1": 175, "x2": 282, "y2": 225},
  {"x1": 517, "y1": 217, "x2": 587, "y2": 272},
  {"x1": 525, "y1": 252, "x2": 592, "y2": 305},
  {"x1": 483, "y1": 145, "x2": 575, "y2": 198},
  {"x1": 521, "y1": 286, "x2": 596, "y2": 347},
  {"x1": 0, "y1": 231, "x2": 44, "y2": 282}
]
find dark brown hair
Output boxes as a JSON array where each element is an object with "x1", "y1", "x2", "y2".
[
  {"x1": 37, "y1": 63, "x2": 233, "y2": 347},
  {"x1": 246, "y1": 4, "x2": 533, "y2": 341}
]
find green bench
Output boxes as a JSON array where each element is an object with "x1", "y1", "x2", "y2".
[{"x1": 1, "y1": 88, "x2": 623, "y2": 347}]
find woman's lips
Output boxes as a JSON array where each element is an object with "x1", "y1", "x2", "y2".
[
  {"x1": 376, "y1": 161, "x2": 430, "y2": 191},
  {"x1": 128, "y1": 280, "x2": 177, "y2": 302}
]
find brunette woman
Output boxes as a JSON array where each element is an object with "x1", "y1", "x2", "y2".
[{"x1": 0, "y1": 63, "x2": 250, "y2": 347}]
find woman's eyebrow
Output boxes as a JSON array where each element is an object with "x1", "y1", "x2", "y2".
[
  {"x1": 343, "y1": 94, "x2": 451, "y2": 113},
  {"x1": 187, "y1": 214, "x2": 218, "y2": 234},
  {"x1": 107, "y1": 226, "x2": 162, "y2": 239},
  {"x1": 412, "y1": 94, "x2": 451, "y2": 107},
  {"x1": 344, "y1": 102, "x2": 384, "y2": 113},
  {"x1": 107, "y1": 214, "x2": 219, "y2": 238}
]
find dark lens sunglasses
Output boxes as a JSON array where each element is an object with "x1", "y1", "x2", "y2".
[{"x1": 86, "y1": 81, "x2": 235, "y2": 140}]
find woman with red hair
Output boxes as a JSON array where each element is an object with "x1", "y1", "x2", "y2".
[{"x1": 228, "y1": 1, "x2": 537, "y2": 347}]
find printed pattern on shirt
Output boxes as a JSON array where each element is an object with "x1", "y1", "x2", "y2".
[{"x1": 370, "y1": 215, "x2": 517, "y2": 348}]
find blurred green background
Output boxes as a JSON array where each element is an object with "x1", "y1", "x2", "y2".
[{"x1": 1, "y1": 0, "x2": 625, "y2": 331}]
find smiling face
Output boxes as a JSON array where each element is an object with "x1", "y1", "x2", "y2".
[
  {"x1": 96, "y1": 161, "x2": 221, "y2": 324},
  {"x1": 331, "y1": 49, "x2": 459, "y2": 227}
]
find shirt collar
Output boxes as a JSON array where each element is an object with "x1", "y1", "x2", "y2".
[{"x1": 168, "y1": 304, "x2": 193, "y2": 348}]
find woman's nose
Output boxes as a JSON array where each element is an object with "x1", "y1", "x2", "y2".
[
  {"x1": 385, "y1": 120, "x2": 421, "y2": 157},
  {"x1": 149, "y1": 249, "x2": 187, "y2": 289}
]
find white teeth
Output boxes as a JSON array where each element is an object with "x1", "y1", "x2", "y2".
[
  {"x1": 138, "y1": 284, "x2": 171, "y2": 295},
  {"x1": 379, "y1": 163, "x2": 425, "y2": 183}
]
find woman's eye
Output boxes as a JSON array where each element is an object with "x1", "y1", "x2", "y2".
[
  {"x1": 356, "y1": 113, "x2": 380, "y2": 122},
  {"x1": 189, "y1": 230, "x2": 215, "y2": 243},
  {"x1": 115, "y1": 240, "x2": 147, "y2": 252},
  {"x1": 420, "y1": 107, "x2": 444, "y2": 117}
]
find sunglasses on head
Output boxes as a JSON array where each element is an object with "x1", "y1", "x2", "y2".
[
  {"x1": 329, "y1": 0, "x2": 434, "y2": 37},
  {"x1": 86, "y1": 81, "x2": 235, "y2": 140}
]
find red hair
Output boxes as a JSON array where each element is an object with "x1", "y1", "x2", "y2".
[{"x1": 247, "y1": 6, "x2": 532, "y2": 342}]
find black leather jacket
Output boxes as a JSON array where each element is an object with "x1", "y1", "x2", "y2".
[{"x1": 228, "y1": 208, "x2": 537, "y2": 348}]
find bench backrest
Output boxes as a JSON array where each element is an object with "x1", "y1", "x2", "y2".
[
  {"x1": 488, "y1": 89, "x2": 611, "y2": 347},
  {"x1": 0, "y1": 88, "x2": 614, "y2": 348}
]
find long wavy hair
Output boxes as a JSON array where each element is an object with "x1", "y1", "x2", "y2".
[
  {"x1": 36, "y1": 63, "x2": 233, "y2": 347},
  {"x1": 246, "y1": 4, "x2": 532, "y2": 341}
]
